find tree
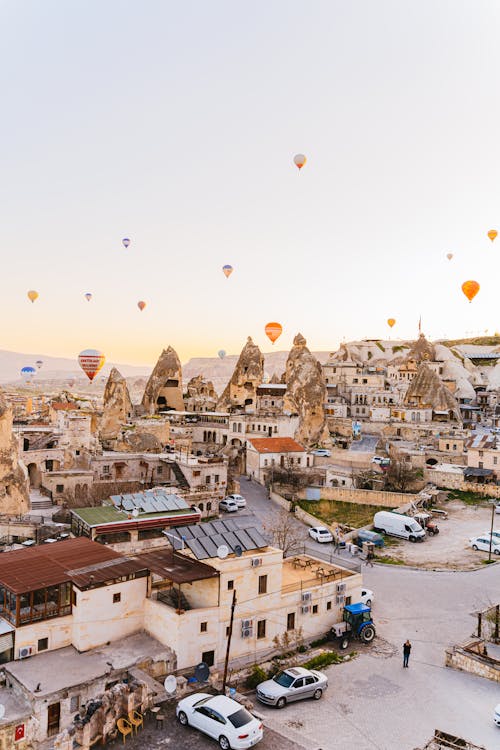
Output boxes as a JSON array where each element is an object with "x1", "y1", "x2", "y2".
[
  {"x1": 263, "y1": 509, "x2": 303, "y2": 557},
  {"x1": 385, "y1": 459, "x2": 422, "y2": 492}
]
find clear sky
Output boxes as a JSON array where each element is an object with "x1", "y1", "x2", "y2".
[{"x1": 2, "y1": 1, "x2": 500, "y2": 366}]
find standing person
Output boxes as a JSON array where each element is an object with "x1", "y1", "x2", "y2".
[{"x1": 403, "y1": 639, "x2": 412, "y2": 668}]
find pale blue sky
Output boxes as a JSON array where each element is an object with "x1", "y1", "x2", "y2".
[{"x1": 2, "y1": 1, "x2": 500, "y2": 365}]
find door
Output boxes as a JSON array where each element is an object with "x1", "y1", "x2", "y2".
[
  {"x1": 289, "y1": 677, "x2": 306, "y2": 701},
  {"x1": 303, "y1": 675, "x2": 317, "y2": 697},
  {"x1": 192, "y1": 706, "x2": 211, "y2": 732},
  {"x1": 47, "y1": 702, "x2": 60, "y2": 737}
]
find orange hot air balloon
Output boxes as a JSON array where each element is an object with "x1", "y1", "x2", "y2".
[
  {"x1": 265, "y1": 322, "x2": 283, "y2": 344},
  {"x1": 27, "y1": 290, "x2": 39, "y2": 303},
  {"x1": 488, "y1": 230, "x2": 497, "y2": 242},
  {"x1": 387, "y1": 318, "x2": 396, "y2": 328},
  {"x1": 446, "y1": 253, "x2": 453, "y2": 261},
  {"x1": 78, "y1": 349, "x2": 105, "y2": 381},
  {"x1": 293, "y1": 154, "x2": 306, "y2": 170},
  {"x1": 222, "y1": 265, "x2": 233, "y2": 278},
  {"x1": 461, "y1": 280, "x2": 480, "y2": 303},
  {"x1": 137, "y1": 300, "x2": 146, "y2": 311}
]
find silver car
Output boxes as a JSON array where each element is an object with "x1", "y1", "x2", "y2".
[{"x1": 256, "y1": 667, "x2": 328, "y2": 708}]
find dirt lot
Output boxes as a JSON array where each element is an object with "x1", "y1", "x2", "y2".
[{"x1": 374, "y1": 501, "x2": 499, "y2": 569}]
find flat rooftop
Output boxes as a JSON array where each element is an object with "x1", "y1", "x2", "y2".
[
  {"x1": 5, "y1": 632, "x2": 168, "y2": 698},
  {"x1": 281, "y1": 555, "x2": 355, "y2": 593},
  {"x1": 135, "y1": 549, "x2": 219, "y2": 584}
]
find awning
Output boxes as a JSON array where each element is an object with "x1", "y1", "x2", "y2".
[{"x1": 464, "y1": 467, "x2": 493, "y2": 477}]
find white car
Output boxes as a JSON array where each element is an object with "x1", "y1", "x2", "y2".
[
  {"x1": 358, "y1": 588, "x2": 374, "y2": 607},
  {"x1": 371, "y1": 456, "x2": 390, "y2": 466},
  {"x1": 176, "y1": 693, "x2": 263, "y2": 749},
  {"x1": 311, "y1": 449, "x2": 331, "y2": 457},
  {"x1": 494, "y1": 703, "x2": 500, "y2": 726},
  {"x1": 469, "y1": 536, "x2": 500, "y2": 555},
  {"x1": 308, "y1": 526, "x2": 333, "y2": 543},
  {"x1": 219, "y1": 498, "x2": 238, "y2": 513},
  {"x1": 225, "y1": 494, "x2": 246, "y2": 508},
  {"x1": 495, "y1": 504, "x2": 500, "y2": 515}
]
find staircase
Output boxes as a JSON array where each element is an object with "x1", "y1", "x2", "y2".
[
  {"x1": 30, "y1": 489, "x2": 54, "y2": 511},
  {"x1": 170, "y1": 462, "x2": 190, "y2": 490},
  {"x1": 157, "y1": 588, "x2": 192, "y2": 611}
]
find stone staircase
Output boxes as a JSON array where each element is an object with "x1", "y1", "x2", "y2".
[
  {"x1": 30, "y1": 489, "x2": 54, "y2": 511},
  {"x1": 170, "y1": 461, "x2": 190, "y2": 490}
]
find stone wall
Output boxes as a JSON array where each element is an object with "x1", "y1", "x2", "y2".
[
  {"x1": 445, "y1": 639, "x2": 500, "y2": 683},
  {"x1": 424, "y1": 467, "x2": 464, "y2": 489},
  {"x1": 297, "y1": 486, "x2": 417, "y2": 507},
  {"x1": 461, "y1": 482, "x2": 500, "y2": 498}
]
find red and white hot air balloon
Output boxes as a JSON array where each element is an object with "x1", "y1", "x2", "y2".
[
  {"x1": 137, "y1": 300, "x2": 146, "y2": 311},
  {"x1": 78, "y1": 349, "x2": 105, "y2": 382},
  {"x1": 293, "y1": 154, "x2": 307, "y2": 170}
]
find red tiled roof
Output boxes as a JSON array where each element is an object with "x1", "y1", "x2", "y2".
[
  {"x1": 0, "y1": 537, "x2": 147, "y2": 593},
  {"x1": 51, "y1": 402, "x2": 78, "y2": 411},
  {"x1": 248, "y1": 437, "x2": 305, "y2": 454}
]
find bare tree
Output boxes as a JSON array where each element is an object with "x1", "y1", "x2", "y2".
[
  {"x1": 385, "y1": 460, "x2": 422, "y2": 493},
  {"x1": 263, "y1": 509, "x2": 303, "y2": 557}
]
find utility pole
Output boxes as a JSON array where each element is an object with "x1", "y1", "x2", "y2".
[
  {"x1": 488, "y1": 501, "x2": 495, "y2": 563},
  {"x1": 222, "y1": 589, "x2": 237, "y2": 694}
]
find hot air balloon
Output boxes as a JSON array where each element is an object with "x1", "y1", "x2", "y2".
[
  {"x1": 78, "y1": 349, "x2": 105, "y2": 382},
  {"x1": 461, "y1": 280, "x2": 480, "y2": 303},
  {"x1": 27, "y1": 290, "x2": 38, "y2": 303},
  {"x1": 265, "y1": 322, "x2": 283, "y2": 344},
  {"x1": 35, "y1": 360, "x2": 43, "y2": 369},
  {"x1": 84, "y1": 292, "x2": 92, "y2": 302},
  {"x1": 218, "y1": 350, "x2": 226, "y2": 359},
  {"x1": 21, "y1": 366, "x2": 36, "y2": 382},
  {"x1": 488, "y1": 230, "x2": 497, "y2": 242},
  {"x1": 222, "y1": 265, "x2": 233, "y2": 279},
  {"x1": 387, "y1": 318, "x2": 396, "y2": 328},
  {"x1": 293, "y1": 154, "x2": 307, "y2": 170},
  {"x1": 137, "y1": 301, "x2": 146, "y2": 311},
  {"x1": 446, "y1": 253, "x2": 453, "y2": 261},
  {"x1": 122, "y1": 238, "x2": 131, "y2": 249},
  {"x1": 67, "y1": 378, "x2": 76, "y2": 388}
]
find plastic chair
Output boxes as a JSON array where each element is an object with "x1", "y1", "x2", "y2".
[
  {"x1": 128, "y1": 709, "x2": 144, "y2": 733},
  {"x1": 117, "y1": 718, "x2": 133, "y2": 744}
]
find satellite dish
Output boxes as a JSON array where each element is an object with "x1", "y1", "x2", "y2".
[
  {"x1": 164, "y1": 675, "x2": 177, "y2": 694},
  {"x1": 234, "y1": 545, "x2": 243, "y2": 557},
  {"x1": 0, "y1": 704, "x2": 5, "y2": 720},
  {"x1": 194, "y1": 662, "x2": 210, "y2": 682},
  {"x1": 217, "y1": 544, "x2": 229, "y2": 559},
  {"x1": 132, "y1": 509, "x2": 139, "y2": 518}
]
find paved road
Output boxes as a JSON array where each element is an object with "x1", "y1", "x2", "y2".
[{"x1": 238, "y1": 479, "x2": 500, "y2": 750}]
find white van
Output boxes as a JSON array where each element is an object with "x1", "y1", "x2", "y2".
[{"x1": 373, "y1": 511, "x2": 426, "y2": 542}]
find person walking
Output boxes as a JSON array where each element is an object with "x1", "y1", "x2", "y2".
[{"x1": 403, "y1": 639, "x2": 412, "y2": 668}]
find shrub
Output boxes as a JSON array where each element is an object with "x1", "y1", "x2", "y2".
[
  {"x1": 304, "y1": 651, "x2": 343, "y2": 670},
  {"x1": 375, "y1": 341, "x2": 386, "y2": 352},
  {"x1": 245, "y1": 665, "x2": 267, "y2": 689}
]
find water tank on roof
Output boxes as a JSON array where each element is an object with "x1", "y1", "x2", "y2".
[{"x1": 305, "y1": 487, "x2": 321, "y2": 501}]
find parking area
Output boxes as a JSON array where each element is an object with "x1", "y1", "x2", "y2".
[
  {"x1": 105, "y1": 702, "x2": 306, "y2": 749},
  {"x1": 376, "y1": 501, "x2": 499, "y2": 569}
]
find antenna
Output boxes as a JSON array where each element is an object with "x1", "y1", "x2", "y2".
[
  {"x1": 194, "y1": 662, "x2": 210, "y2": 683},
  {"x1": 164, "y1": 675, "x2": 177, "y2": 694},
  {"x1": 217, "y1": 544, "x2": 229, "y2": 559},
  {"x1": 234, "y1": 545, "x2": 243, "y2": 557}
]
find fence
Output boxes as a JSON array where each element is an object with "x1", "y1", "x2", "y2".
[{"x1": 296, "y1": 486, "x2": 419, "y2": 507}]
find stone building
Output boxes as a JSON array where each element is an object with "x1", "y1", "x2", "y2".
[{"x1": 141, "y1": 346, "x2": 184, "y2": 414}]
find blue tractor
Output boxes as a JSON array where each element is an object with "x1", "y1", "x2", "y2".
[{"x1": 329, "y1": 603, "x2": 376, "y2": 649}]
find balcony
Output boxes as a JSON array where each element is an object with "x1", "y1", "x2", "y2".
[{"x1": 281, "y1": 556, "x2": 354, "y2": 595}]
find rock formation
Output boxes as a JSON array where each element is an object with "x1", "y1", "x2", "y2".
[
  {"x1": 0, "y1": 389, "x2": 29, "y2": 514},
  {"x1": 283, "y1": 333, "x2": 330, "y2": 448},
  {"x1": 184, "y1": 375, "x2": 218, "y2": 412},
  {"x1": 142, "y1": 346, "x2": 184, "y2": 414},
  {"x1": 100, "y1": 368, "x2": 133, "y2": 444},
  {"x1": 404, "y1": 363, "x2": 461, "y2": 420},
  {"x1": 405, "y1": 333, "x2": 436, "y2": 363},
  {"x1": 217, "y1": 337, "x2": 264, "y2": 411}
]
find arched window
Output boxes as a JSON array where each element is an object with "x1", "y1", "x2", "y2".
[
  {"x1": 199, "y1": 503, "x2": 204, "y2": 511},
  {"x1": 207, "y1": 502, "x2": 212, "y2": 511}
]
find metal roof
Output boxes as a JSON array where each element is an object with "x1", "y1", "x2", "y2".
[
  {"x1": 169, "y1": 519, "x2": 268, "y2": 560},
  {"x1": 0, "y1": 538, "x2": 147, "y2": 593},
  {"x1": 134, "y1": 549, "x2": 219, "y2": 583},
  {"x1": 110, "y1": 489, "x2": 189, "y2": 514}
]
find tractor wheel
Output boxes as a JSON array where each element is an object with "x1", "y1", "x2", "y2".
[
  {"x1": 360, "y1": 625, "x2": 376, "y2": 644},
  {"x1": 340, "y1": 637, "x2": 350, "y2": 650},
  {"x1": 365, "y1": 599, "x2": 372, "y2": 607}
]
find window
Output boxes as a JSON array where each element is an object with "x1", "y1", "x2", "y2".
[
  {"x1": 312, "y1": 604, "x2": 318, "y2": 614},
  {"x1": 264, "y1": 459, "x2": 268, "y2": 467},
  {"x1": 113, "y1": 593, "x2": 121, "y2": 604},
  {"x1": 326, "y1": 601, "x2": 332, "y2": 611},
  {"x1": 38, "y1": 637, "x2": 48, "y2": 652},
  {"x1": 494, "y1": 457, "x2": 498, "y2": 466},
  {"x1": 257, "y1": 620, "x2": 266, "y2": 639},
  {"x1": 214, "y1": 474, "x2": 219, "y2": 483},
  {"x1": 207, "y1": 502, "x2": 212, "y2": 511},
  {"x1": 227, "y1": 580, "x2": 234, "y2": 590},
  {"x1": 226, "y1": 626, "x2": 230, "y2": 637},
  {"x1": 157, "y1": 466, "x2": 163, "y2": 475},
  {"x1": 206, "y1": 476, "x2": 211, "y2": 484},
  {"x1": 479, "y1": 462, "x2": 484, "y2": 469},
  {"x1": 258, "y1": 575, "x2": 267, "y2": 595},
  {"x1": 345, "y1": 596, "x2": 352, "y2": 605},
  {"x1": 70, "y1": 695, "x2": 80, "y2": 712},
  {"x1": 56, "y1": 485, "x2": 64, "y2": 493},
  {"x1": 201, "y1": 650, "x2": 214, "y2": 667},
  {"x1": 200, "y1": 622, "x2": 207, "y2": 633},
  {"x1": 287, "y1": 612, "x2": 295, "y2": 631}
]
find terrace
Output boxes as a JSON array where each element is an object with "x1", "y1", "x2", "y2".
[{"x1": 281, "y1": 555, "x2": 355, "y2": 595}]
